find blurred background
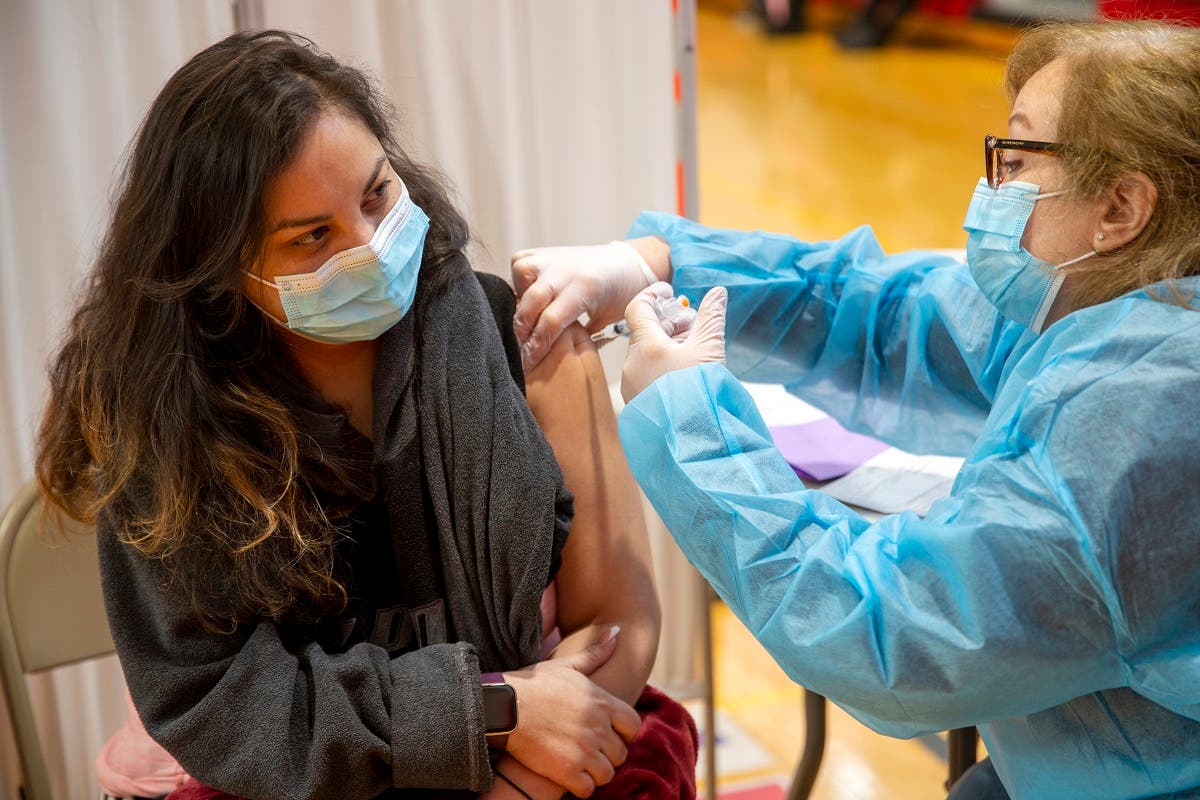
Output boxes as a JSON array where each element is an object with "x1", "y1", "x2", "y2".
[{"x1": 3, "y1": 1, "x2": 1199, "y2": 798}]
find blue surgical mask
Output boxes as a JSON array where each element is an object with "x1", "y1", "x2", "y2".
[
  {"x1": 246, "y1": 179, "x2": 430, "y2": 343},
  {"x1": 963, "y1": 178, "x2": 1096, "y2": 333}
]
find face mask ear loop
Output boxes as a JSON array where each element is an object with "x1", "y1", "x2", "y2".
[
  {"x1": 1035, "y1": 189, "x2": 1066, "y2": 201},
  {"x1": 243, "y1": 269, "x2": 275, "y2": 288},
  {"x1": 1057, "y1": 249, "x2": 1098, "y2": 269},
  {"x1": 240, "y1": 270, "x2": 289, "y2": 327}
]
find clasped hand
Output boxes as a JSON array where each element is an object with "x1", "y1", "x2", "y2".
[{"x1": 493, "y1": 629, "x2": 641, "y2": 798}]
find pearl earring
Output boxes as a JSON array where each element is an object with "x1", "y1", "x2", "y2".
[{"x1": 1095, "y1": 233, "x2": 1105, "y2": 241}]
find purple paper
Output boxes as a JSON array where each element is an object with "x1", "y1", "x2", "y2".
[{"x1": 768, "y1": 417, "x2": 889, "y2": 482}]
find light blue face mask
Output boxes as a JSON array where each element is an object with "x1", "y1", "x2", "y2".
[
  {"x1": 246, "y1": 178, "x2": 430, "y2": 343},
  {"x1": 963, "y1": 177, "x2": 1096, "y2": 333}
]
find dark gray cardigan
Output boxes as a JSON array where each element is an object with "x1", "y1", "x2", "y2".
[{"x1": 98, "y1": 268, "x2": 571, "y2": 799}]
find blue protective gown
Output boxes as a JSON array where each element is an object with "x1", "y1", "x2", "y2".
[{"x1": 619, "y1": 211, "x2": 1200, "y2": 799}]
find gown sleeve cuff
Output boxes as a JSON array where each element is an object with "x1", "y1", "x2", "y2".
[
  {"x1": 621, "y1": 361, "x2": 767, "y2": 437},
  {"x1": 625, "y1": 211, "x2": 694, "y2": 290},
  {"x1": 618, "y1": 362, "x2": 777, "y2": 504}
]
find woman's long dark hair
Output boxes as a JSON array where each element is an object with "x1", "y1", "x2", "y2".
[{"x1": 36, "y1": 30, "x2": 470, "y2": 630}]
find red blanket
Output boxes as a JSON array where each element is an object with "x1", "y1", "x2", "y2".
[
  {"x1": 169, "y1": 685, "x2": 697, "y2": 800},
  {"x1": 592, "y1": 685, "x2": 698, "y2": 800}
]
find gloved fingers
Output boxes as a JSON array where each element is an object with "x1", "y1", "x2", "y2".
[
  {"x1": 667, "y1": 306, "x2": 699, "y2": 340},
  {"x1": 623, "y1": 283, "x2": 676, "y2": 346},
  {"x1": 621, "y1": 285, "x2": 726, "y2": 402},
  {"x1": 510, "y1": 251, "x2": 544, "y2": 296},
  {"x1": 521, "y1": 288, "x2": 590, "y2": 371},
  {"x1": 686, "y1": 286, "x2": 728, "y2": 363},
  {"x1": 513, "y1": 268, "x2": 558, "y2": 345},
  {"x1": 645, "y1": 281, "x2": 675, "y2": 301},
  {"x1": 687, "y1": 286, "x2": 728, "y2": 344}
]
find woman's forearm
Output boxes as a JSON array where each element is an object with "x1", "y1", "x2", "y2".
[{"x1": 547, "y1": 618, "x2": 657, "y2": 707}]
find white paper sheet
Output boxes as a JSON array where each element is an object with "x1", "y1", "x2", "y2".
[
  {"x1": 741, "y1": 382, "x2": 826, "y2": 427},
  {"x1": 820, "y1": 449, "x2": 963, "y2": 516}
]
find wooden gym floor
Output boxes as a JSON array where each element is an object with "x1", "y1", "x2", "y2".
[{"x1": 696, "y1": 5, "x2": 1012, "y2": 798}]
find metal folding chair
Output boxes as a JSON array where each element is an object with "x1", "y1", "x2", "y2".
[
  {"x1": 0, "y1": 482, "x2": 115, "y2": 800},
  {"x1": 786, "y1": 692, "x2": 978, "y2": 799}
]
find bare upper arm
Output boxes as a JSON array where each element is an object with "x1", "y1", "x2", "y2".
[{"x1": 524, "y1": 324, "x2": 660, "y2": 636}]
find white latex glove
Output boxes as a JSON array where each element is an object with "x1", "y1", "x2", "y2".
[
  {"x1": 511, "y1": 241, "x2": 657, "y2": 370},
  {"x1": 620, "y1": 283, "x2": 728, "y2": 403}
]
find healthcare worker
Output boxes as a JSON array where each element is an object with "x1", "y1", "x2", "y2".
[{"x1": 511, "y1": 21, "x2": 1200, "y2": 800}]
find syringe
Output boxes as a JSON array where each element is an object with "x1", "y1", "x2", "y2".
[{"x1": 591, "y1": 295, "x2": 694, "y2": 342}]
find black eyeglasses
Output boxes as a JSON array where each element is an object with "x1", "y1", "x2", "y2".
[{"x1": 985, "y1": 134, "x2": 1064, "y2": 189}]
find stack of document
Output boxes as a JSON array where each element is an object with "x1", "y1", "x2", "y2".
[{"x1": 743, "y1": 383, "x2": 962, "y2": 517}]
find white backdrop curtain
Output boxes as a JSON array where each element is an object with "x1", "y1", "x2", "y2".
[
  {"x1": 1, "y1": 4, "x2": 236, "y2": 798},
  {"x1": 0, "y1": 1, "x2": 693, "y2": 797}
]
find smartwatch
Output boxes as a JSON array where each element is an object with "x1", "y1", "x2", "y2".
[{"x1": 481, "y1": 672, "x2": 518, "y2": 749}]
